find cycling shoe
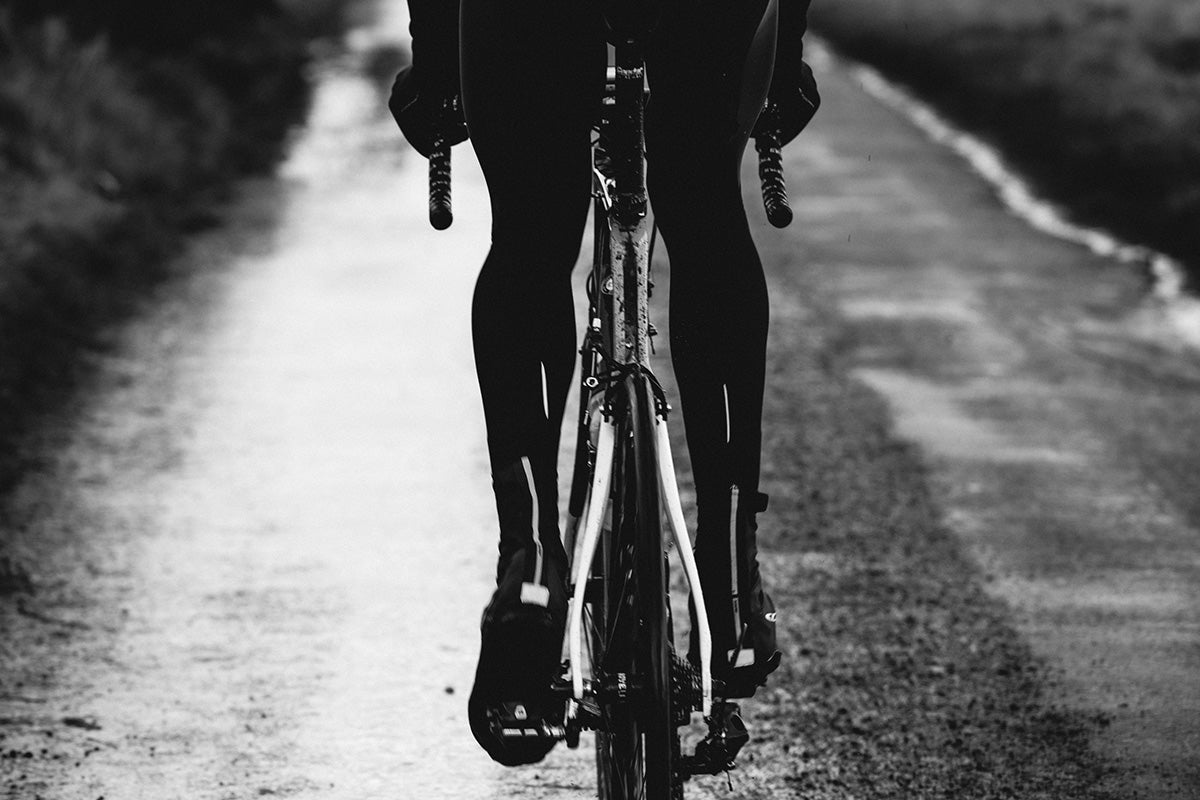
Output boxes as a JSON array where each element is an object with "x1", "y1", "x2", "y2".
[
  {"x1": 468, "y1": 546, "x2": 567, "y2": 765},
  {"x1": 691, "y1": 599, "x2": 782, "y2": 699}
]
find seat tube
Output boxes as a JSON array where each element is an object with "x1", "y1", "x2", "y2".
[
  {"x1": 608, "y1": 41, "x2": 653, "y2": 368},
  {"x1": 612, "y1": 42, "x2": 647, "y2": 225}
]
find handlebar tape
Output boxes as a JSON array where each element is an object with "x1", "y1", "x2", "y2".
[
  {"x1": 428, "y1": 137, "x2": 453, "y2": 231},
  {"x1": 754, "y1": 128, "x2": 793, "y2": 229}
]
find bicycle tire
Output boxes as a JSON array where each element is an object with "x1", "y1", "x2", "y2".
[
  {"x1": 630, "y1": 375, "x2": 681, "y2": 800},
  {"x1": 593, "y1": 374, "x2": 646, "y2": 799},
  {"x1": 592, "y1": 374, "x2": 681, "y2": 800}
]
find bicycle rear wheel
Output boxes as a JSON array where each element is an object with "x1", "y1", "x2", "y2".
[{"x1": 592, "y1": 374, "x2": 681, "y2": 800}]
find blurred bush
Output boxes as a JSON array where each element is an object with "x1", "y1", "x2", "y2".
[
  {"x1": 0, "y1": 0, "x2": 353, "y2": 490},
  {"x1": 1, "y1": 0, "x2": 281, "y2": 52}
]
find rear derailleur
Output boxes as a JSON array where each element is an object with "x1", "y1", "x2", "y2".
[{"x1": 680, "y1": 700, "x2": 750, "y2": 779}]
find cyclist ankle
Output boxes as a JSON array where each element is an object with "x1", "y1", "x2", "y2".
[
  {"x1": 491, "y1": 455, "x2": 565, "y2": 581},
  {"x1": 689, "y1": 483, "x2": 778, "y2": 676}
]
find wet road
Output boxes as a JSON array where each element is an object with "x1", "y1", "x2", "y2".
[{"x1": 3, "y1": 7, "x2": 1200, "y2": 800}]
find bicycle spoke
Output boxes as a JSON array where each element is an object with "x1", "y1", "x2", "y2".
[{"x1": 600, "y1": 555, "x2": 634, "y2": 668}]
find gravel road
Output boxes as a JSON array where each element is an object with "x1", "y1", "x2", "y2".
[{"x1": 2, "y1": 8, "x2": 1197, "y2": 800}]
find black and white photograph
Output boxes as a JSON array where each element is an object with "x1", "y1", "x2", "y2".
[{"x1": 1, "y1": 0, "x2": 1197, "y2": 797}]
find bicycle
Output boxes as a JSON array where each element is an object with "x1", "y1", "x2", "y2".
[{"x1": 424, "y1": 1, "x2": 792, "y2": 795}]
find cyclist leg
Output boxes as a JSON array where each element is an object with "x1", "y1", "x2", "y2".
[
  {"x1": 459, "y1": 0, "x2": 606, "y2": 765},
  {"x1": 645, "y1": 0, "x2": 781, "y2": 698}
]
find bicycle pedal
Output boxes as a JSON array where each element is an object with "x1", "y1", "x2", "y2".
[{"x1": 488, "y1": 702, "x2": 565, "y2": 742}]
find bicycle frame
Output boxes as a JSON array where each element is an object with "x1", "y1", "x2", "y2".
[{"x1": 564, "y1": 42, "x2": 715, "y2": 720}]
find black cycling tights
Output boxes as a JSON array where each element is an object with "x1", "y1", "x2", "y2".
[{"x1": 462, "y1": 0, "x2": 773, "y2": 538}]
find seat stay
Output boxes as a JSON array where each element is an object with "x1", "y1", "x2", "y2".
[
  {"x1": 568, "y1": 416, "x2": 617, "y2": 700},
  {"x1": 654, "y1": 413, "x2": 714, "y2": 717}
]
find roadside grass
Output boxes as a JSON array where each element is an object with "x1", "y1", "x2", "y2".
[
  {"x1": 0, "y1": 1, "x2": 357, "y2": 491},
  {"x1": 809, "y1": 0, "x2": 1200, "y2": 285}
]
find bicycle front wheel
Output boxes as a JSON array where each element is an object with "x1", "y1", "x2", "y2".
[{"x1": 594, "y1": 374, "x2": 681, "y2": 800}]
